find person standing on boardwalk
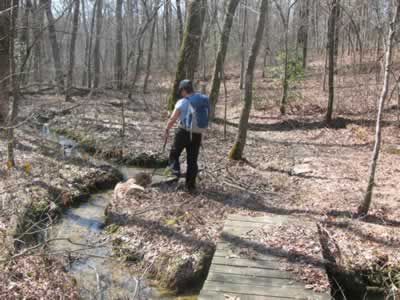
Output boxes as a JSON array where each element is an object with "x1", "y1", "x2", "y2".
[{"x1": 165, "y1": 80, "x2": 210, "y2": 192}]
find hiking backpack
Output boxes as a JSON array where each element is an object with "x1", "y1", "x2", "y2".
[{"x1": 183, "y1": 93, "x2": 210, "y2": 135}]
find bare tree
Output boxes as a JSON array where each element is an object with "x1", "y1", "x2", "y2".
[
  {"x1": 176, "y1": 0, "x2": 184, "y2": 44},
  {"x1": 41, "y1": 0, "x2": 64, "y2": 94},
  {"x1": 326, "y1": 0, "x2": 340, "y2": 124},
  {"x1": 209, "y1": 0, "x2": 241, "y2": 120},
  {"x1": 0, "y1": 1, "x2": 11, "y2": 126},
  {"x1": 6, "y1": 0, "x2": 19, "y2": 167},
  {"x1": 262, "y1": 0, "x2": 270, "y2": 78},
  {"x1": 239, "y1": 0, "x2": 248, "y2": 90},
  {"x1": 114, "y1": 0, "x2": 124, "y2": 89},
  {"x1": 86, "y1": 0, "x2": 97, "y2": 88},
  {"x1": 65, "y1": 0, "x2": 80, "y2": 102},
  {"x1": 21, "y1": 0, "x2": 31, "y2": 85},
  {"x1": 93, "y1": 0, "x2": 103, "y2": 88},
  {"x1": 273, "y1": 0, "x2": 299, "y2": 114},
  {"x1": 32, "y1": 0, "x2": 44, "y2": 85},
  {"x1": 128, "y1": 1, "x2": 162, "y2": 96},
  {"x1": 164, "y1": 0, "x2": 172, "y2": 71},
  {"x1": 167, "y1": 0, "x2": 206, "y2": 111},
  {"x1": 358, "y1": 0, "x2": 400, "y2": 216},
  {"x1": 143, "y1": 0, "x2": 159, "y2": 93},
  {"x1": 297, "y1": 0, "x2": 310, "y2": 69},
  {"x1": 229, "y1": 0, "x2": 269, "y2": 160}
]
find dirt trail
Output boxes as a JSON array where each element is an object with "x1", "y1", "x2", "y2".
[{"x1": 1, "y1": 62, "x2": 400, "y2": 297}]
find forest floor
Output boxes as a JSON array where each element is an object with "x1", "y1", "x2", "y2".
[{"x1": 1, "y1": 55, "x2": 400, "y2": 297}]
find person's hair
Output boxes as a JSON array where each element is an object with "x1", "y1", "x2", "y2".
[{"x1": 183, "y1": 84, "x2": 194, "y2": 94}]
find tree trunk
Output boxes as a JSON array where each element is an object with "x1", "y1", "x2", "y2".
[
  {"x1": 81, "y1": 0, "x2": 89, "y2": 86},
  {"x1": 21, "y1": 0, "x2": 31, "y2": 86},
  {"x1": 280, "y1": 22, "x2": 289, "y2": 114},
  {"x1": 7, "y1": 0, "x2": 19, "y2": 167},
  {"x1": 229, "y1": 0, "x2": 269, "y2": 160},
  {"x1": 209, "y1": 0, "x2": 240, "y2": 120},
  {"x1": 143, "y1": 5, "x2": 158, "y2": 93},
  {"x1": 262, "y1": 0, "x2": 270, "y2": 79},
  {"x1": 65, "y1": 0, "x2": 80, "y2": 102},
  {"x1": 127, "y1": 3, "x2": 162, "y2": 98},
  {"x1": 41, "y1": 0, "x2": 64, "y2": 94},
  {"x1": 333, "y1": 0, "x2": 341, "y2": 73},
  {"x1": 32, "y1": 0, "x2": 44, "y2": 85},
  {"x1": 274, "y1": 0, "x2": 297, "y2": 115},
  {"x1": 114, "y1": 0, "x2": 123, "y2": 89},
  {"x1": 239, "y1": 0, "x2": 247, "y2": 90},
  {"x1": 298, "y1": 0, "x2": 310, "y2": 69},
  {"x1": 164, "y1": 0, "x2": 171, "y2": 71},
  {"x1": 167, "y1": 0, "x2": 206, "y2": 111},
  {"x1": 326, "y1": 0, "x2": 339, "y2": 124},
  {"x1": 93, "y1": 0, "x2": 103, "y2": 88},
  {"x1": 87, "y1": 0, "x2": 97, "y2": 88},
  {"x1": 0, "y1": 0, "x2": 11, "y2": 126},
  {"x1": 176, "y1": 0, "x2": 184, "y2": 45},
  {"x1": 358, "y1": 0, "x2": 400, "y2": 216}
]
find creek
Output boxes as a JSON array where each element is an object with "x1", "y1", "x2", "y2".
[{"x1": 41, "y1": 124, "x2": 191, "y2": 299}]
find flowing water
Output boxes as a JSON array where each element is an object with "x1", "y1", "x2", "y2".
[{"x1": 41, "y1": 124, "x2": 190, "y2": 299}]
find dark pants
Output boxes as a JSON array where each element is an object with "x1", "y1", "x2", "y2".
[{"x1": 169, "y1": 128, "x2": 202, "y2": 189}]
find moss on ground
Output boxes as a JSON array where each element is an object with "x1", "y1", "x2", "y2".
[
  {"x1": 119, "y1": 153, "x2": 169, "y2": 168},
  {"x1": 53, "y1": 128, "x2": 97, "y2": 155},
  {"x1": 327, "y1": 260, "x2": 400, "y2": 299},
  {"x1": 149, "y1": 248, "x2": 214, "y2": 293}
]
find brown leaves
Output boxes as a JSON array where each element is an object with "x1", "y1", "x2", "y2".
[{"x1": 0, "y1": 256, "x2": 79, "y2": 299}]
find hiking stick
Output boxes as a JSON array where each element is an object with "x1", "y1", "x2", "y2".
[{"x1": 162, "y1": 132, "x2": 169, "y2": 153}]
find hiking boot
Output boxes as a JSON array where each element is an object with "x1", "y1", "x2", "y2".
[{"x1": 186, "y1": 185, "x2": 198, "y2": 195}]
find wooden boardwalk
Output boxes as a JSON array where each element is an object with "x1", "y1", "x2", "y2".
[{"x1": 199, "y1": 215, "x2": 331, "y2": 300}]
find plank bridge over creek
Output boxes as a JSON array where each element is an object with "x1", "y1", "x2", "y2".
[{"x1": 199, "y1": 215, "x2": 331, "y2": 300}]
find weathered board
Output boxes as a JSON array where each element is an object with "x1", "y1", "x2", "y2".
[{"x1": 199, "y1": 215, "x2": 331, "y2": 300}]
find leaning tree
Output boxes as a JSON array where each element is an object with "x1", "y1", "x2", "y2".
[
  {"x1": 229, "y1": 0, "x2": 269, "y2": 160},
  {"x1": 358, "y1": 0, "x2": 400, "y2": 216},
  {"x1": 0, "y1": 1, "x2": 11, "y2": 126},
  {"x1": 167, "y1": 0, "x2": 206, "y2": 111},
  {"x1": 209, "y1": 0, "x2": 241, "y2": 120}
]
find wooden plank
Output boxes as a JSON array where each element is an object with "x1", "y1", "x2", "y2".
[
  {"x1": 209, "y1": 264, "x2": 293, "y2": 279},
  {"x1": 203, "y1": 281, "x2": 330, "y2": 300},
  {"x1": 224, "y1": 220, "x2": 272, "y2": 229},
  {"x1": 215, "y1": 242, "x2": 284, "y2": 260},
  {"x1": 212, "y1": 256, "x2": 283, "y2": 270},
  {"x1": 214, "y1": 248, "x2": 281, "y2": 261},
  {"x1": 227, "y1": 215, "x2": 289, "y2": 224},
  {"x1": 224, "y1": 222, "x2": 272, "y2": 229},
  {"x1": 200, "y1": 214, "x2": 330, "y2": 300},
  {"x1": 206, "y1": 272, "x2": 306, "y2": 288},
  {"x1": 222, "y1": 226, "x2": 266, "y2": 236},
  {"x1": 199, "y1": 290, "x2": 294, "y2": 300}
]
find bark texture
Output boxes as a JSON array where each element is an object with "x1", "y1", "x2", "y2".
[
  {"x1": 65, "y1": 0, "x2": 80, "y2": 101},
  {"x1": 297, "y1": 0, "x2": 310, "y2": 69},
  {"x1": 32, "y1": 0, "x2": 44, "y2": 84},
  {"x1": 209, "y1": 0, "x2": 240, "y2": 120},
  {"x1": 167, "y1": 0, "x2": 206, "y2": 111},
  {"x1": 229, "y1": 0, "x2": 269, "y2": 160},
  {"x1": 358, "y1": 0, "x2": 400, "y2": 216},
  {"x1": 143, "y1": 4, "x2": 158, "y2": 93},
  {"x1": 7, "y1": 0, "x2": 19, "y2": 166},
  {"x1": 93, "y1": 0, "x2": 103, "y2": 88},
  {"x1": 0, "y1": 0, "x2": 11, "y2": 125},
  {"x1": 114, "y1": 0, "x2": 123, "y2": 89},
  {"x1": 41, "y1": 0, "x2": 64, "y2": 93},
  {"x1": 326, "y1": 0, "x2": 339, "y2": 124}
]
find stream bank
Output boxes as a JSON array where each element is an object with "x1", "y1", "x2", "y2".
[{"x1": 39, "y1": 123, "x2": 208, "y2": 298}]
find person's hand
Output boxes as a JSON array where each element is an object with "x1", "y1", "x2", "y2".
[{"x1": 164, "y1": 128, "x2": 170, "y2": 139}]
